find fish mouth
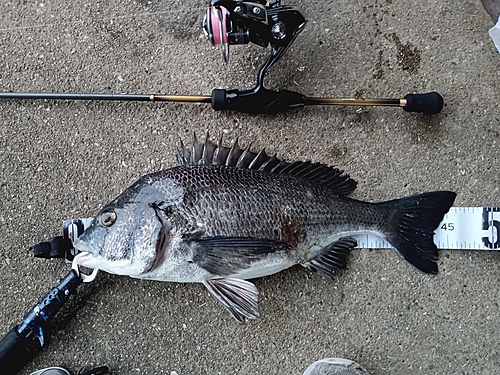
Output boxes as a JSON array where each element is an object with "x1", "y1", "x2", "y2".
[
  {"x1": 73, "y1": 250, "x2": 101, "y2": 270},
  {"x1": 73, "y1": 240, "x2": 146, "y2": 276},
  {"x1": 72, "y1": 238, "x2": 107, "y2": 272},
  {"x1": 72, "y1": 239, "x2": 100, "y2": 268},
  {"x1": 73, "y1": 250, "x2": 138, "y2": 275},
  {"x1": 73, "y1": 238, "x2": 95, "y2": 254}
]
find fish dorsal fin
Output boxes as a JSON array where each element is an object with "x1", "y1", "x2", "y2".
[{"x1": 177, "y1": 134, "x2": 357, "y2": 196}]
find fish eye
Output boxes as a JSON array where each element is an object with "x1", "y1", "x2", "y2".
[{"x1": 100, "y1": 211, "x2": 117, "y2": 227}]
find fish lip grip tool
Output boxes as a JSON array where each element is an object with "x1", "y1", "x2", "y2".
[
  {"x1": 32, "y1": 218, "x2": 93, "y2": 263},
  {"x1": 0, "y1": 219, "x2": 97, "y2": 375},
  {"x1": 0, "y1": 270, "x2": 89, "y2": 375}
]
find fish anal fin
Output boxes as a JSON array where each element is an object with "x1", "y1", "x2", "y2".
[
  {"x1": 203, "y1": 278, "x2": 260, "y2": 322},
  {"x1": 303, "y1": 237, "x2": 356, "y2": 279}
]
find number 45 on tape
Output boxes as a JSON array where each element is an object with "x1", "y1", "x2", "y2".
[{"x1": 353, "y1": 207, "x2": 500, "y2": 250}]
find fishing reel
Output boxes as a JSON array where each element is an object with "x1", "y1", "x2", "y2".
[
  {"x1": 203, "y1": 0, "x2": 306, "y2": 64},
  {"x1": 203, "y1": 0, "x2": 308, "y2": 113},
  {"x1": 202, "y1": 1, "x2": 443, "y2": 114}
]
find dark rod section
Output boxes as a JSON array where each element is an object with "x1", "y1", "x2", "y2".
[
  {"x1": 0, "y1": 92, "x2": 213, "y2": 103},
  {"x1": 0, "y1": 92, "x2": 153, "y2": 101}
]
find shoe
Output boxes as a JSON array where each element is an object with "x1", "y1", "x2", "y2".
[
  {"x1": 29, "y1": 367, "x2": 71, "y2": 375},
  {"x1": 303, "y1": 358, "x2": 369, "y2": 375},
  {"x1": 481, "y1": 0, "x2": 500, "y2": 23}
]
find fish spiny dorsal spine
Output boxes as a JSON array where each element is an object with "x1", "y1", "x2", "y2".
[{"x1": 177, "y1": 134, "x2": 357, "y2": 196}]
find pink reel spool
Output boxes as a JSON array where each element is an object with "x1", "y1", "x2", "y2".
[{"x1": 206, "y1": 6, "x2": 230, "y2": 62}]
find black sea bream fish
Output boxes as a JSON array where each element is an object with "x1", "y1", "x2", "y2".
[{"x1": 73, "y1": 136, "x2": 456, "y2": 322}]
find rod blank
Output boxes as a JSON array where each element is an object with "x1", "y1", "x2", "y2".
[
  {"x1": 0, "y1": 92, "x2": 152, "y2": 101},
  {"x1": 0, "y1": 92, "x2": 212, "y2": 103},
  {"x1": 0, "y1": 90, "x2": 443, "y2": 114},
  {"x1": 305, "y1": 97, "x2": 404, "y2": 107}
]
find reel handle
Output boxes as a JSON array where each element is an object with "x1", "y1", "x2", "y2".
[
  {"x1": 403, "y1": 92, "x2": 444, "y2": 115},
  {"x1": 211, "y1": 88, "x2": 306, "y2": 114}
]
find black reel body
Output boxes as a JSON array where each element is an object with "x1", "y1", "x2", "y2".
[
  {"x1": 204, "y1": 0, "x2": 306, "y2": 63},
  {"x1": 204, "y1": 0, "x2": 307, "y2": 112}
]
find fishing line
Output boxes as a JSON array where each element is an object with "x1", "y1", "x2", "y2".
[{"x1": 0, "y1": 6, "x2": 205, "y2": 33}]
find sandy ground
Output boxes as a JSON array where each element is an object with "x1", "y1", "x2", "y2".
[{"x1": 0, "y1": 1, "x2": 499, "y2": 374}]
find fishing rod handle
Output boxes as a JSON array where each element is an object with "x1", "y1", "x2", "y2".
[
  {"x1": 403, "y1": 92, "x2": 444, "y2": 115},
  {"x1": 211, "y1": 88, "x2": 306, "y2": 113},
  {"x1": 0, "y1": 326, "x2": 41, "y2": 375}
]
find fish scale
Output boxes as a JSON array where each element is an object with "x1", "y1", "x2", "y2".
[
  {"x1": 73, "y1": 136, "x2": 456, "y2": 322},
  {"x1": 162, "y1": 165, "x2": 382, "y2": 245}
]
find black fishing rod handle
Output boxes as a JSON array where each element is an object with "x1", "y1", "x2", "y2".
[
  {"x1": 403, "y1": 92, "x2": 444, "y2": 115},
  {"x1": 0, "y1": 326, "x2": 41, "y2": 375},
  {"x1": 211, "y1": 88, "x2": 306, "y2": 113}
]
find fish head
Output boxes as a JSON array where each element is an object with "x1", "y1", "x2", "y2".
[
  {"x1": 73, "y1": 204, "x2": 163, "y2": 276},
  {"x1": 73, "y1": 176, "x2": 183, "y2": 276}
]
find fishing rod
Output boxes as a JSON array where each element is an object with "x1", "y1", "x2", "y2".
[{"x1": 0, "y1": 0, "x2": 444, "y2": 115}]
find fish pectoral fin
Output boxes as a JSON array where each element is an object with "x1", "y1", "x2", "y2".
[
  {"x1": 302, "y1": 237, "x2": 357, "y2": 279},
  {"x1": 203, "y1": 278, "x2": 260, "y2": 323},
  {"x1": 184, "y1": 236, "x2": 290, "y2": 276}
]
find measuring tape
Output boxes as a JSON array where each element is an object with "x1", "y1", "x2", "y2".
[
  {"x1": 63, "y1": 208, "x2": 500, "y2": 253},
  {"x1": 353, "y1": 207, "x2": 500, "y2": 250}
]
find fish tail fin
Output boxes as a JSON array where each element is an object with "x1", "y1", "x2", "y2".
[{"x1": 379, "y1": 191, "x2": 456, "y2": 274}]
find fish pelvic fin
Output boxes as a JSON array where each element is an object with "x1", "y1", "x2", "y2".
[
  {"x1": 177, "y1": 134, "x2": 357, "y2": 196},
  {"x1": 302, "y1": 237, "x2": 356, "y2": 279},
  {"x1": 380, "y1": 191, "x2": 457, "y2": 274},
  {"x1": 203, "y1": 278, "x2": 260, "y2": 322}
]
